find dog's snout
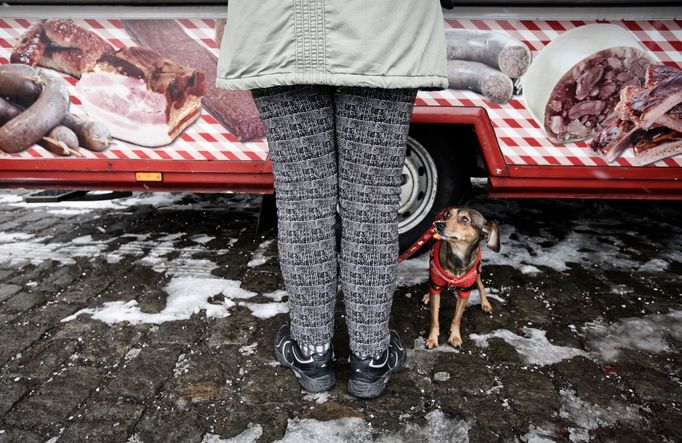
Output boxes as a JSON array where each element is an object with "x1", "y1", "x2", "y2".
[{"x1": 434, "y1": 220, "x2": 446, "y2": 233}]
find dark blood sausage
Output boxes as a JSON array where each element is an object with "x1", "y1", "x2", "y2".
[
  {"x1": 61, "y1": 114, "x2": 114, "y2": 152},
  {"x1": 0, "y1": 69, "x2": 69, "y2": 153},
  {"x1": 0, "y1": 64, "x2": 42, "y2": 100},
  {"x1": 0, "y1": 98, "x2": 22, "y2": 126},
  {"x1": 445, "y1": 29, "x2": 531, "y2": 78},
  {"x1": 544, "y1": 47, "x2": 651, "y2": 143},
  {"x1": 10, "y1": 20, "x2": 48, "y2": 66},
  {"x1": 447, "y1": 60, "x2": 513, "y2": 104}
]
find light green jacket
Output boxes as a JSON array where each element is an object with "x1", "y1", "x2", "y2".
[{"x1": 215, "y1": 0, "x2": 448, "y2": 91}]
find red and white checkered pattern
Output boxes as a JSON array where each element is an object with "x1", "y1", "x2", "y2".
[
  {"x1": 0, "y1": 17, "x2": 680, "y2": 168},
  {"x1": 416, "y1": 19, "x2": 682, "y2": 168},
  {"x1": 0, "y1": 18, "x2": 269, "y2": 162}
]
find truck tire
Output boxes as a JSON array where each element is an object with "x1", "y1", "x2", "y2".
[{"x1": 398, "y1": 131, "x2": 472, "y2": 255}]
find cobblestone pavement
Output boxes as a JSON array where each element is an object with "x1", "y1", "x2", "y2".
[{"x1": 0, "y1": 188, "x2": 680, "y2": 442}]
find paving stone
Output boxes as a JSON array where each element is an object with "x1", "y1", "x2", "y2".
[
  {"x1": 59, "y1": 398, "x2": 145, "y2": 443},
  {"x1": 0, "y1": 284, "x2": 22, "y2": 303},
  {"x1": 102, "y1": 346, "x2": 181, "y2": 401},
  {"x1": 0, "y1": 428, "x2": 43, "y2": 443},
  {"x1": 2, "y1": 338, "x2": 79, "y2": 381},
  {"x1": 499, "y1": 367, "x2": 562, "y2": 424},
  {"x1": 132, "y1": 401, "x2": 202, "y2": 443},
  {"x1": 0, "y1": 379, "x2": 28, "y2": 415},
  {"x1": 2, "y1": 291, "x2": 47, "y2": 313},
  {"x1": 4, "y1": 366, "x2": 104, "y2": 435}
]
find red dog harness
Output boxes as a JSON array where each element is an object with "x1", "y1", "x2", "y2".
[
  {"x1": 398, "y1": 208, "x2": 483, "y2": 299},
  {"x1": 428, "y1": 242, "x2": 482, "y2": 299}
]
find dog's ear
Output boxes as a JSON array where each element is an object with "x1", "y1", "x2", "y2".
[{"x1": 482, "y1": 222, "x2": 500, "y2": 252}]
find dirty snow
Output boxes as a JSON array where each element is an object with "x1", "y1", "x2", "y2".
[
  {"x1": 247, "y1": 239, "x2": 274, "y2": 267},
  {"x1": 272, "y1": 410, "x2": 470, "y2": 443},
  {"x1": 302, "y1": 391, "x2": 329, "y2": 404},
  {"x1": 582, "y1": 310, "x2": 682, "y2": 361},
  {"x1": 519, "y1": 425, "x2": 556, "y2": 443},
  {"x1": 0, "y1": 192, "x2": 186, "y2": 212},
  {"x1": 191, "y1": 234, "x2": 215, "y2": 244},
  {"x1": 238, "y1": 343, "x2": 258, "y2": 356},
  {"x1": 412, "y1": 336, "x2": 459, "y2": 353},
  {"x1": 61, "y1": 277, "x2": 256, "y2": 325},
  {"x1": 262, "y1": 289, "x2": 288, "y2": 302},
  {"x1": 202, "y1": 423, "x2": 264, "y2": 443},
  {"x1": 124, "y1": 348, "x2": 141, "y2": 363},
  {"x1": 559, "y1": 388, "x2": 642, "y2": 440},
  {"x1": 174, "y1": 353, "x2": 191, "y2": 376},
  {"x1": 470, "y1": 327, "x2": 587, "y2": 366},
  {"x1": 238, "y1": 301, "x2": 289, "y2": 319}
]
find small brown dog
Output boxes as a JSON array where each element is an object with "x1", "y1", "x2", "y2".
[{"x1": 422, "y1": 207, "x2": 500, "y2": 348}]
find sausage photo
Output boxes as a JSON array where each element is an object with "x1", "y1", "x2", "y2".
[
  {"x1": 0, "y1": 69, "x2": 69, "y2": 153},
  {"x1": 0, "y1": 64, "x2": 42, "y2": 100},
  {"x1": 447, "y1": 60, "x2": 514, "y2": 104},
  {"x1": 445, "y1": 29, "x2": 531, "y2": 79}
]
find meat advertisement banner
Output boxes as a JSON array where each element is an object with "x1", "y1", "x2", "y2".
[{"x1": 0, "y1": 17, "x2": 681, "y2": 168}]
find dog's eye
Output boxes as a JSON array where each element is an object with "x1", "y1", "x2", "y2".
[
  {"x1": 443, "y1": 209, "x2": 451, "y2": 219},
  {"x1": 459, "y1": 215, "x2": 470, "y2": 225}
]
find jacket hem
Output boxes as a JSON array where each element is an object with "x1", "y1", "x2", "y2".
[{"x1": 215, "y1": 72, "x2": 449, "y2": 91}]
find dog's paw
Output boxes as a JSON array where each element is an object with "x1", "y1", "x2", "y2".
[
  {"x1": 422, "y1": 293, "x2": 430, "y2": 305},
  {"x1": 426, "y1": 335, "x2": 439, "y2": 349},
  {"x1": 482, "y1": 302, "x2": 493, "y2": 314},
  {"x1": 448, "y1": 334, "x2": 463, "y2": 347}
]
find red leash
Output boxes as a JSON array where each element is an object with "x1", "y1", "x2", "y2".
[{"x1": 398, "y1": 208, "x2": 447, "y2": 263}]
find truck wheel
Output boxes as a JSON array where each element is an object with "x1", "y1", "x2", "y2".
[{"x1": 398, "y1": 133, "x2": 471, "y2": 254}]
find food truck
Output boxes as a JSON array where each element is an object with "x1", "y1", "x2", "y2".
[{"x1": 0, "y1": 1, "x2": 680, "y2": 249}]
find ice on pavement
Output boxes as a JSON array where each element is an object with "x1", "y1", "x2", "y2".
[
  {"x1": 271, "y1": 409, "x2": 470, "y2": 443},
  {"x1": 238, "y1": 301, "x2": 289, "y2": 319},
  {"x1": 62, "y1": 277, "x2": 255, "y2": 325},
  {"x1": 470, "y1": 327, "x2": 587, "y2": 366},
  {"x1": 247, "y1": 238, "x2": 274, "y2": 267},
  {"x1": 559, "y1": 388, "x2": 642, "y2": 439},
  {"x1": 202, "y1": 423, "x2": 264, "y2": 443},
  {"x1": 520, "y1": 425, "x2": 558, "y2": 443},
  {"x1": 582, "y1": 310, "x2": 682, "y2": 361}
]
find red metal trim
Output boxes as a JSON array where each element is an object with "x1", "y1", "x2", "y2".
[
  {"x1": 507, "y1": 165, "x2": 682, "y2": 181},
  {"x1": 412, "y1": 106, "x2": 509, "y2": 177},
  {"x1": 0, "y1": 158, "x2": 268, "y2": 174}
]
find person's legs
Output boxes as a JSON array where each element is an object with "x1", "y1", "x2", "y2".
[
  {"x1": 251, "y1": 85, "x2": 338, "y2": 354},
  {"x1": 335, "y1": 87, "x2": 418, "y2": 356}
]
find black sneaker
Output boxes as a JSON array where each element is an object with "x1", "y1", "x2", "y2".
[
  {"x1": 348, "y1": 330, "x2": 406, "y2": 399},
  {"x1": 273, "y1": 324, "x2": 336, "y2": 393}
]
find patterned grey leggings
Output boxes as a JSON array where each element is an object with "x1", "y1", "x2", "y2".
[{"x1": 251, "y1": 85, "x2": 417, "y2": 355}]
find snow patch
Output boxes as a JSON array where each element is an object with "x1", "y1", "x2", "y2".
[
  {"x1": 174, "y1": 353, "x2": 191, "y2": 377},
  {"x1": 470, "y1": 327, "x2": 587, "y2": 366},
  {"x1": 466, "y1": 288, "x2": 506, "y2": 306},
  {"x1": 377, "y1": 410, "x2": 471, "y2": 443},
  {"x1": 124, "y1": 348, "x2": 141, "y2": 363},
  {"x1": 520, "y1": 424, "x2": 556, "y2": 443},
  {"x1": 202, "y1": 423, "x2": 263, "y2": 443},
  {"x1": 191, "y1": 234, "x2": 215, "y2": 244},
  {"x1": 559, "y1": 389, "x2": 642, "y2": 437},
  {"x1": 397, "y1": 252, "x2": 430, "y2": 286},
  {"x1": 276, "y1": 417, "x2": 371, "y2": 442},
  {"x1": 638, "y1": 258, "x2": 669, "y2": 272},
  {"x1": 303, "y1": 391, "x2": 329, "y2": 404},
  {"x1": 61, "y1": 277, "x2": 254, "y2": 325},
  {"x1": 582, "y1": 310, "x2": 682, "y2": 361},
  {"x1": 262, "y1": 289, "x2": 288, "y2": 302},
  {"x1": 247, "y1": 239, "x2": 274, "y2": 267},
  {"x1": 413, "y1": 336, "x2": 459, "y2": 353},
  {"x1": 238, "y1": 342, "x2": 258, "y2": 356},
  {"x1": 238, "y1": 301, "x2": 289, "y2": 319}
]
